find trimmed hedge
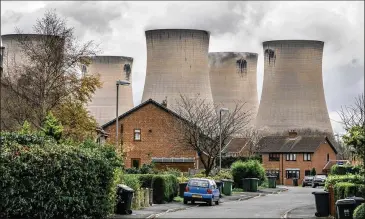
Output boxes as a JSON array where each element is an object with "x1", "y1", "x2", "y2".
[
  {"x1": 325, "y1": 174, "x2": 365, "y2": 190},
  {"x1": 334, "y1": 182, "x2": 365, "y2": 201},
  {"x1": 231, "y1": 160, "x2": 266, "y2": 188},
  {"x1": 0, "y1": 132, "x2": 54, "y2": 146},
  {"x1": 354, "y1": 203, "x2": 365, "y2": 219},
  {"x1": 330, "y1": 164, "x2": 363, "y2": 175},
  {"x1": 0, "y1": 139, "x2": 122, "y2": 218},
  {"x1": 222, "y1": 155, "x2": 262, "y2": 168}
]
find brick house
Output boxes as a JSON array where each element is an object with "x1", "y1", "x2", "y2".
[
  {"x1": 100, "y1": 99, "x2": 200, "y2": 172},
  {"x1": 258, "y1": 130, "x2": 337, "y2": 186},
  {"x1": 222, "y1": 138, "x2": 252, "y2": 157}
]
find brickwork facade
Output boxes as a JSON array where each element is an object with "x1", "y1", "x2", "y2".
[
  {"x1": 262, "y1": 142, "x2": 337, "y2": 185},
  {"x1": 102, "y1": 100, "x2": 198, "y2": 170}
]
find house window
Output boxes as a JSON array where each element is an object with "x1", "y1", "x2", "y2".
[
  {"x1": 303, "y1": 153, "x2": 311, "y2": 161},
  {"x1": 269, "y1": 153, "x2": 280, "y2": 161},
  {"x1": 266, "y1": 170, "x2": 280, "y2": 180},
  {"x1": 131, "y1": 158, "x2": 140, "y2": 169},
  {"x1": 285, "y1": 153, "x2": 297, "y2": 161},
  {"x1": 327, "y1": 153, "x2": 330, "y2": 162},
  {"x1": 286, "y1": 170, "x2": 300, "y2": 179},
  {"x1": 305, "y1": 170, "x2": 311, "y2": 176},
  {"x1": 134, "y1": 129, "x2": 141, "y2": 141}
]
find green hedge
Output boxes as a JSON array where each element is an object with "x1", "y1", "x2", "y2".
[
  {"x1": 124, "y1": 174, "x2": 154, "y2": 188},
  {"x1": 354, "y1": 203, "x2": 365, "y2": 219},
  {"x1": 330, "y1": 164, "x2": 363, "y2": 175},
  {"x1": 334, "y1": 182, "x2": 365, "y2": 201},
  {"x1": 151, "y1": 174, "x2": 178, "y2": 204},
  {"x1": 0, "y1": 132, "x2": 54, "y2": 146},
  {"x1": 231, "y1": 160, "x2": 266, "y2": 188},
  {"x1": 325, "y1": 174, "x2": 365, "y2": 190},
  {"x1": 0, "y1": 139, "x2": 122, "y2": 218},
  {"x1": 221, "y1": 155, "x2": 262, "y2": 168}
]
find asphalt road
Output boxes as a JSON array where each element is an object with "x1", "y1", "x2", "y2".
[{"x1": 158, "y1": 187, "x2": 323, "y2": 218}]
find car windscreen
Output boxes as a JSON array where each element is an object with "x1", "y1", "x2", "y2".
[
  {"x1": 188, "y1": 179, "x2": 209, "y2": 188},
  {"x1": 316, "y1": 175, "x2": 326, "y2": 179}
]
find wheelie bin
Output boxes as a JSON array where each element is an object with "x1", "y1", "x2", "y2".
[
  {"x1": 221, "y1": 179, "x2": 233, "y2": 196},
  {"x1": 293, "y1": 178, "x2": 298, "y2": 186},
  {"x1": 336, "y1": 198, "x2": 357, "y2": 219},
  {"x1": 312, "y1": 191, "x2": 330, "y2": 217},
  {"x1": 116, "y1": 184, "x2": 134, "y2": 215},
  {"x1": 179, "y1": 182, "x2": 188, "y2": 197},
  {"x1": 242, "y1": 178, "x2": 259, "y2": 192},
  {"x1": 346, "y1": 196, "x2": 365, "y2": 208},
  {"x1": 267, "y1": 176, "x2": 277, "y2": 188}
]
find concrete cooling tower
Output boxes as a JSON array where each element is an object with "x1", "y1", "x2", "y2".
[
  {"x1": 255, "y1": 40, "x2": 333, "y2": 135},
  {"x1": 209, "y1": 52, "x2": 258, "y2": 127},
  {"x1": 142, "y1": 29, "x2": 214, "y2": 109},
  {"x1": 84, "y1": 56, "x2": 134, "y2": 126}
]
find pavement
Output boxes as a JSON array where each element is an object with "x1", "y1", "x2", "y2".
[
  {"x1": 283, "y1": 203, "x2": 334, "y2": 219},
  {"x1": 110, "y1": 187, "x2": 289, "y2": 218}
]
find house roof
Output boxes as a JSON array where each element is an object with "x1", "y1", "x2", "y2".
[
  {"x1": 323, "y1": 160, "x2": 351, "y2": 170},
  {"x1": 101, "y1": 98, "x2": 187, "y2": 129},
  {"x1": 258, "y1": 135, "x2": 338, "y2": 154},
  {"x1": 222, "y1": 138, "x2": 250, "y2": 154}
]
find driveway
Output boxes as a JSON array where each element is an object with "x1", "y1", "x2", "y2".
[{"x1": 157, "y1": 186, "x2": 323, "y2": 218}]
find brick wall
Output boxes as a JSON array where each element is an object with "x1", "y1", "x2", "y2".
[
  {"x1": 262, "y1": 142, "x2": 337, "y2": 185},
  {"x1": 104, "y1": 102, "x2": 197, "y2": 169}
]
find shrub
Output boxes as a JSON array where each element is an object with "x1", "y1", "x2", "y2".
[
  {"x1": 126, "y1": 174, "x2": 154, "y2": 188},
  {"x1": 151, "y1": 174, "x2": 178, "y2": 204},
  {"x1": 0, "y1": 132, "x2": 54, "y2": 146},
  {"x1": 162, "y1": 167, "x2": 182, "y2": 177},
  {"x1": 334, "y1": 182, "x2": 365, "y2": 201},
  {"x1": 125, "y1": 167, "x2": 140, "y2": 174},
  {"x1": 122, "y1": 175, "x2": 141, "y2": 191},
  {"x1": 213, "y1": 169, "x2": 233, "y2": 180},
  {"x1": 221, "y1": 155, "x2": 262, "y2": 168},
  {"x1": 231, "y1": 160, "x2": 266, "y2": 188},
  {"x1": 330, "y1": 164, "x2": 361, "y2": 175},
  {"x1": 140, "y1": 163, "x2": 157, "y2": 174},
  {"x1": 354, "y1": 203, "x2": 365, "y2": 219},
  {"x1": 310, "y1": 168, "x2": 316, "y2": 176},
  {"x1": 0, "y1": 140, "x2": 122, "y2": 218},
  {"x1": 325, "y1": 174, "x2": 365, "y2": 190}
]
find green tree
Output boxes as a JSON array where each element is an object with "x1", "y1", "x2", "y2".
[
  {"x1": 310, "y1": 168, "x2": 317, "y2": 176},
  {"x1": 42, "y1": 112, "x2": 63, "y2": 142},
  {"x1": 342, "y1": 125, "x2": 365, "y2": 170},
  {"x1": 19, "y1": 120, "x2": 32, "y2": 135}
]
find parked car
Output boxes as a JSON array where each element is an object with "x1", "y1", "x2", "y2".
[
  {"x1": 302, "y1": 176, "x2": 314, "y2": 187},
  {"x1": 183, "y1": 178, "x2": 220, "y2": 206},
  {"x1": 312, "y1": 174, "x2": 327, "y2": 188}
]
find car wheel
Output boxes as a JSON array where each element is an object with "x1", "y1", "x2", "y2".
[
  {"x1": 215, "y1": 200, "x2": 219, "y2": 205},
  {"x1": 183, "y1": 198, "x2": 187, "y2": 205},
  {"x1": 191, "y1": 200, "x2": 195, "y2": 204}
]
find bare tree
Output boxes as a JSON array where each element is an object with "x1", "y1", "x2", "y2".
[
  {"x1": 241, "y1": 128, "x2": 264, "y2": 157},
  {"x1": 1, "y1": 10, "x2": 100, "y2": 132},
  {"x1": 172, "y1": 94, "x2": 252, "y2": 176},
  {"x1": 338, "y1": 93, "x2": 365, "y2": 130}
]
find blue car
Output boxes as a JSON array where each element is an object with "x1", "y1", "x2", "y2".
[{"x1": 183, "y1": 178, "x2": 220, "y2": 206}]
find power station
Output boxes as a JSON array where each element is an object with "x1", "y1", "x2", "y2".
[
  {"x1": 209, "y1": 52, "x2": 259, "y2": 127},
  {"x1": 84, "y1": 56, "x2": 134, "y2": 125},
  {"x1": 142, "y1": 29, "x2": 214, "y2": 109},
  {"x1": 255, "y1": 40, "x2": 333, "y2": 135}
]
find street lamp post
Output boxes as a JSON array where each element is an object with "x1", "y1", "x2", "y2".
[
  {"x1": 116, "y1": 80, "x2": 131, "y2": 149},
  {"x1": 219, "y1": 107, "x2": 229, "y2": 171}
]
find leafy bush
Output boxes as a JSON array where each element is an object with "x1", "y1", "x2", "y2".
[
  {"x1": 221, "y1": 155, "x2": 262, "y2": 168},
  {"x1": 125, "y1": 167, "x2": 140, "y2": 174},
  {"x1": 162, "y1": 167, "x2": 182, "y2": 177},
  {"x1": 330, "y1": 164, "x2": 362, "y2": 175},
  {"x1": 124, "y1": 163, "x2": 157, "y2": 174},
  {"x1": 310, "y1": 167, "x2": 317, "y2": 176},
  {"x1": 325, "y1": 174, "x2": 365, "y2": 190},
  {"x1": 0, "y1": 132, "x2": 54, "y2": 146},
  {"x1": 334, "y1": 182, "x2": 365, "y2": 201},
  {"x1": 354, "y1": 203, "x2": 365, "y2": 219},
  {"x1": 231, "y1": 160, "x2": 266, "y2": 188},
  {"x1": 126, "y1": 174, "x2": 154, "y2": 188},
  {"x1": 122, "y1": 175, "x2": 141, "y2": 191},
  {"x1": 0, "y1": 140, "x2": 123, "y2": 218},
  {"x1": 213, "y1": 169, "x2": 233, "y2": 180},
  {"x1": 151, "y1": 174, "x2": 178, "y2": 204}
]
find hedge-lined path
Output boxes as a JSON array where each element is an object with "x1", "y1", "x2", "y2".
[{"x1": 157, "y1": 186, "x2": 323, "y2": 218}]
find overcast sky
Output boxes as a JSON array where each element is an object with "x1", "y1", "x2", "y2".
[{"x1": 1, "y1": 1, "x2": 364, "y2": 134}]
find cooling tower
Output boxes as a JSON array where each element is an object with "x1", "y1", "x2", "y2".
[
  {"x1": 256, "y1": 40, "x2": 333, "y2": 135},
  {"x1": 142, "y1": 29, "x2": 214, "y2": 109},
  {"x1": 209, "y1": 52, "x2": 258, "y2": 127},
  {"x1": 84, "y1": 56, "x2": 134, "y2": 126}
]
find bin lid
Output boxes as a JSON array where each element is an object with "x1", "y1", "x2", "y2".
[
  {"x1": 346, "y1": 196, "x2": 365, "y2": 202},
  {"x1": 117, "y1": 184, "x2": 134, "y2": 192},
  {"x1": 221, "y1": 179, "x2": 233, "y2": 182},
  {"x1": 336, "y1": 199, "x2": 356, "y2": 205},
  {"x1": 312, "y1": 191, "x2": 329, "y2": 195}
]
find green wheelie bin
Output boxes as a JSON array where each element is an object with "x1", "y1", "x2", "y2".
[
  {"x1": 267, "y1": 176, "x2": 277, "y2": 188},
  {"x1": 221, "y1": 179, "x2": 234, "y2": 196}
]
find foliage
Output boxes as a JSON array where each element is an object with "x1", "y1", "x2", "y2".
[
  {"x1": 310, "y1": 167, "x2": 317, "y2": 176},
  {"x1": 221, "y1": 156, "x2": 262, "y2": 168},
  {"x1": 0, "y1": 140, "x2": 123, "y2": 218},
  {"x1": 126, "y1": 174, "x2": 154, "y2": 188},
  {"x1": 151, "y1": 174, "x2": 178, "y2": 204},
  {"x1": 330, "y1": 164, "x2": 362, "y2": 175},
  {"x1": 334, "y1": 182, "x2": 365, "y2": 201},
  {"x1": 325, "y1": 174, "x2": 365, "y2": 190},
  {"x1": 19, "y1": 120, "x2": 32, "y2": 135},
  {"x1": 231, "y1": 160, "x2": 266, "y2": 188},
  {"x1": 42, "y1": 112, "x2": 63, "y2": 142},
  {"x1": 354, "y1": 203, "x2": 365, "y2": 219},
  {"x1": 173, "y1": 196, "x2": 183, "y2": 202},
  {"x1": 342, "y1": 125, "x2": 365, "y2": 170},
  {"x1": 0, "y1": 132, "x2": 54, "y2": 146},
  {"x1": 232, "y1": 188, "x2": 244, "y2": 193},
  {"x1": 125, "y1": 163, "x2": 157, "y2": 175},
  {"x1": 121, "y1": 175, "x2": 141, "y2": 191},
  {"x1": 177, "y1": 175, "x2": 189, "y2": 183},
  {"x1": 212, "y1": 169, "x2": 233, "y2": 180},
  {"x1": 172, "y1": 94, "x2": 252, "y2": 176},
  {"x1": 161, "y1": 167, "x2": 182, "y2": 177}
]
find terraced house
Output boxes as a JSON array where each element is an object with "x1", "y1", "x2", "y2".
[{"x1": 258, "y1": 130, "x2": 337, "y2": 186}]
